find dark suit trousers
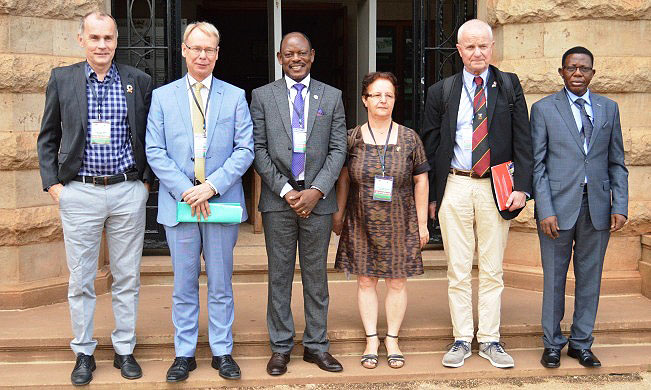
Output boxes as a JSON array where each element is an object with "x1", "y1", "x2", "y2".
[
  {"x1": 263, "y1": 209, "x2": 333, "y2": 353},
  {"x1": 538, "y1": 193, "x2": 610, "y2": 350}
]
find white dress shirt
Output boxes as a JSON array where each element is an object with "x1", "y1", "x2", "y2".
[
  {"x1": 186, "y1": 73, "x2": 218, "y2": 194},
  {"x1": 280, "y1": 75, "x2": 311, "y2": 198},
  {"x1": 451, "y1": 68, "x2": 490, "y2": 170}
]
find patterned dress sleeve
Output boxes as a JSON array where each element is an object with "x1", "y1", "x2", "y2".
[{"x1": 410, "y1": 128, "x2": 431, "y2": 175}]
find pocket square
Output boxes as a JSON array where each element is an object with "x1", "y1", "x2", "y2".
[{"x1": 317, "y1": 108, "x2": 324, "y2": 116}]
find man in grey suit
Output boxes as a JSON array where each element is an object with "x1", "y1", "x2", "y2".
[
  {"x1": 37, "y1": 11, "x2": 152, "y2": 386},
  {"x1": 251, "y1": 32, "x2": 347, "y2": 375},
  {"x1": 531, "y1": 46, "x2": 628, "y2": 369}
]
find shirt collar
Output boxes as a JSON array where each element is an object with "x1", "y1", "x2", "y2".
[
  {"x1": 85, "y1": 62, "x2": 116, "y2": 82},
  {"x1": 285, "y1": 74, "x2": 310, "y2": 92},
  {"x1": 186, "y1": 73, "x2": 212, "y2": 91},
  {"x1": 565, "y1": 87, "x2": 591, "y2": 106},
  {"x1": 462, "y1": 67, "x2": 490, "y2": 90}
]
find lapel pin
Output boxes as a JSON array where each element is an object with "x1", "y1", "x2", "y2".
[
  {"x1": 126, "y1": 84, "x2": 134, "y2": 94},
  {"x1": 491, "y1": 81, "x2": 497, "y2": 88},
  {"x1": 313, "y1": 94, "x2": 319, "y2": 100}
]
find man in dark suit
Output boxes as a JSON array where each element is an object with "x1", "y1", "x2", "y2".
[
  {"x1": 421, "y1": 19, "x2": 533, "y2": 369},
  {"x1": 250, "y1": 32, "x2": 347, "y2": 376},
  {"x1": 531, "y1": 46, "x2": 628, "y2": 369},
  {"x1": 37, "y1": 11, "x2": 152, "y2": 386}
]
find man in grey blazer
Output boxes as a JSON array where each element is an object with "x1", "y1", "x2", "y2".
[
  {"x1": 37, "y1": 11, "x2": 152, "y2": 386},
  {"x1": 531, "y1": 46, "x2": 628, "y2": 369},
  {"x1": 251, "y1": 32, "x2": 347, "y2": 375}
]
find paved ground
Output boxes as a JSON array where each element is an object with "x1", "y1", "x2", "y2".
[{"x1": 225, "y1": 372, "x2": 651, "y2": 389}]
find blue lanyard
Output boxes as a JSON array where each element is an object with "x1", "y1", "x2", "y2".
[
  {"x1": 288, "y1": 84, "x2": 309, "y2": 128},
  {"x1": 462, "y1": 77, "x2": 484, "y2": 120},
  {"x1": 85, "y1": 68, "x2": 113, "y2": 120},
  {"x1": 367, "y1": 122, "x2": 393, "y2": 176}
]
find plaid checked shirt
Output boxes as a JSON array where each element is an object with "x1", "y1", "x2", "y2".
[{"x1": 78, "y1": 62, "x2": 136, "y2": 176}]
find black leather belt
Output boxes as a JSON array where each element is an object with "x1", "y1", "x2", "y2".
[
  {"x1": 449, "y1": 168, "x2": 489, "y2": 179},
  {"x1": 74, "y1": 171, "x2": 139, "y2": 186}
]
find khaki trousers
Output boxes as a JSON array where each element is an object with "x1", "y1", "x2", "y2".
[{"x1": 438, "y1": 174, "x2": 510, "y2": 343}]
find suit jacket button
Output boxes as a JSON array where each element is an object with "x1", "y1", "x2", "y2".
[{"x1": 288, "y1": 147, "x2": 291, "y2": 150}]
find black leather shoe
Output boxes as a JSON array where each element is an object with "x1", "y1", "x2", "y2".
[
  {"x1": 303, "y1": 349, "x2": 343, "y2": 372},
  {"x1": 567, "y1": 347, "x2": 601, "y2": 367},
  {"x1": 540, "y1": 348, "x2": 561, "y2": 368},
  {"x1": 166, "y1": 357, "x2": 197, "y2": 382},
  {"x1": 113, "y1": 353, "x2": 142, "y2": 379},
  {"x1": 212, "y1": 354, "x2": 241, "y2": 379},
  {"x1": 266, "y1": 352, "x2": 290, "y2": 376},
  {"x1": 71, "y1": 353, "x2": 96, "y2": 386}
]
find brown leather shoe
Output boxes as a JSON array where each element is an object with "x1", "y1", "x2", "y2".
[
  {"x1": 266, "y1": 352, "x2": 290, "y2": 376},
  {"x1": 303, "y1": 349, "x2": 343, "y2": 372}
]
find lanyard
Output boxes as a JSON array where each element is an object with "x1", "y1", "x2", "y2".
[
  {"x1": 367, "y1": 121, "x2": 393, "y2": 176},
  {"x1": 287, "y1": 84, "x2": 308, "y2": 128},
  {"x1": 187, "y1": 75, "x2": 213, "y2": 134},
  {"x1": 85, "y1": 69, "x2": 113, "y2": 120},
  {"x1": 462, "y1": 77, "x2": 483, "y2": 120}
]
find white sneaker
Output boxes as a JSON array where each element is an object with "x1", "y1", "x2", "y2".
[
  {"x1": 442, "y1": 340, "x2": 471, "y2": 368},
  {"x1": 478, "y1": 342, "x2": 515, "y2": 368}
]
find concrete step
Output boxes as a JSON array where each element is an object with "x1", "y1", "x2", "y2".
[
  {"x1": 2, "y1": 279, "x2": 651, "y2": 363},
  {"x1": 2, "y1": 345, "x2": 650, "y2": 389},
  {"x1": 140, "y1": 250, "x2": 455, "y2": 284},
  {"x1": 140, "y1": 223, "x2": 468, "y2": 283}
]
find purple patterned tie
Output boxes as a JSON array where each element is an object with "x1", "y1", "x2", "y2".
[{"x1": 291, "y1": 83, "x2": 306, "y2": 177}]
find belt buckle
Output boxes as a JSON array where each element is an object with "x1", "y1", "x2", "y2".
[{"x1": 92, "y1": 176, "x2": 109, "y2": 186}]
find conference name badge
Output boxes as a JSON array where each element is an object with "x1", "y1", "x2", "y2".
[
  {"x1": 373, "y1": 175, "x2": 393, "y2": 202},
  {"x1": 293, "y1": 127, "x2": 307, "y2": 153},
  {"x1": 90, "y1": 119, "x2": 111, "y2": 145},
  {"x1": 194, "y1": 133, "x2": 207, "y2": 158}
]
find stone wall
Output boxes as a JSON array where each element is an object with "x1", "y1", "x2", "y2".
[
  {"x1": 0, "y1": 1, "x2": 111, "y2": 309},
  {"x1": 485, "y1": 0, "x2": 651, "y2": 294}
]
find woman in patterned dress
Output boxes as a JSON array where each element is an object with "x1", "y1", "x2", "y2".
[{"x1": 333, "y1": 72, "x2": 430, "y2": 369}]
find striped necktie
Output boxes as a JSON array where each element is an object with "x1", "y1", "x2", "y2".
[
  {"x1": 574, "y1": 98, "x2": 593, "y2": 148},
  {"x1": 471, "y1": 76, "x2": 490, "y2": 176}
]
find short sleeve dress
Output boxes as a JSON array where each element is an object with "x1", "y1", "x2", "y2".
[{"x1": 334, "y1": 124, "x2": 430, "y2": 278}]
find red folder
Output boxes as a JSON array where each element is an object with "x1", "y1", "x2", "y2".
[{"x1": 491, "y1": 161, "x2": 514, "y2": 211}]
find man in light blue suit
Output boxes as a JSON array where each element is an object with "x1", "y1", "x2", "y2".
[
  {"x1": 531, "y1": 46, "x2": 628, "y2": 369},
  {"x1": 146, "y1": 21, "x2": 254, "y2": 382}
]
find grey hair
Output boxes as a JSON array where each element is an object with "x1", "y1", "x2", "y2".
[
  {"x1": 78, "y1": 11, "x2": 118, "y2": 38},
  {"x1": 457, "y1": 19, "x2": 493, "y2": 42}
]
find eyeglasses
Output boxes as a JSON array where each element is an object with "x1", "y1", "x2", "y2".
[
  {"x1": 184, "y1": 43, "x2": 218, "y2": 57},
  {"x1": 365, "y1": 93, "x2": 395, "y2": 100},
  {"x1": 563, "y1": 66, "x2": 593, "y2": 74}
]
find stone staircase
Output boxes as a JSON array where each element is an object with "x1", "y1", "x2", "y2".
[{"x1": 1, "y1": 225, "x2": 650, "y2": 389}]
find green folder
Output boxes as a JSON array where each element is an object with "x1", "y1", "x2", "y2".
[{"x1": 176, "y1": 202, "x2": 242, "y2": 223}]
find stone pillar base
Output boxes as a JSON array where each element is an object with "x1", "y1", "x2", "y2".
[
  {"x1": 0, "y1": 268, "x2": 112, "y2": 309},
  {"x1": 641, "y1": 235, "x2": 651, "y2": 299},
  {"x1": 503, "y1": 231, "x2": 643, "y2": 296}
]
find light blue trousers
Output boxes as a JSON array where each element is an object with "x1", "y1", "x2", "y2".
[{"x1": 164, "y1": 221, "x2": 238, "y2": 357}]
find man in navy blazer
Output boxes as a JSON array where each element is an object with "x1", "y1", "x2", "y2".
[
  {"x1": 146, "y1": 22, "x2": 253, "y2": 381},
  {"x1": 531, "y1": 46, "x2": 628, "y2": 369}
]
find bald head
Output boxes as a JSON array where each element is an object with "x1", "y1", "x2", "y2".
[
  {"x1": 457, "y1": 19, "x2": 493, "y2": 42},
  {"x1": 455, "y1": 19, "x2": 494, "y2": 75}
]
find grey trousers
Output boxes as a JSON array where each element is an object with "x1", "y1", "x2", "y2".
[
  {"x1": 263, "y1": 210, "x2": 333, "y2": 354},
  {"x1": 538, "y1": 193, "x2": 610, "y2": 350},
  {"x1": 59, "y1": 180, "x2": 148, "y2": 356}
]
